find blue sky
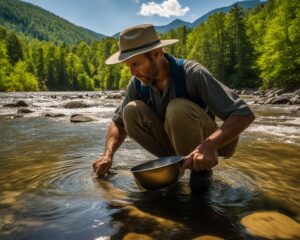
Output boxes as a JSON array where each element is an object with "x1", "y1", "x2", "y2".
[{"x1": 22, "y1": 0, "x2": 254, "y2": 36}]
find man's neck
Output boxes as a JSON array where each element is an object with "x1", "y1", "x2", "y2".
[{"x1": 154, "y1": 55, "x2": 170, "y2": 92}]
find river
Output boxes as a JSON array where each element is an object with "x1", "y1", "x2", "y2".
[{"x1": 0, "y1": 92, "x2": 299, "y2": 240}]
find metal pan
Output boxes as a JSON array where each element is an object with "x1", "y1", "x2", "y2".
[{"x1": 131, "y1": 156, "x2": 184, "y2": 190}]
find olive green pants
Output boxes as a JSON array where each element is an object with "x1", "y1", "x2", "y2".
[{"x1": 123, "y1": 98, "x2": 238, "y2": 158}]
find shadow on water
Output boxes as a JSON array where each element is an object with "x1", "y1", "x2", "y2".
[
  {"x1": 93, "y1": 169, "x2": 263, "y2": 240},
  {"x1": 1, "y1": 94, "x2": 299, "y2": 239}
]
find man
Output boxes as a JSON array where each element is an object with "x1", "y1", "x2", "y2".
[{"x1": 93, "y1": 24, "x2": 255, "y2": 191}]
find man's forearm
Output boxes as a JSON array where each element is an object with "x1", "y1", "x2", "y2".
[
  {"x1": 204, "y1": 113, "x2": 255, "y2": 150},
  {"x1": 103, "y1": 121, "x2": 127, "y2": 158}
]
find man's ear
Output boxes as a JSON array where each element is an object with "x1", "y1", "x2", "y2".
[{"x1": 152, "y1": 48, "x2": 163, "y2": 60}]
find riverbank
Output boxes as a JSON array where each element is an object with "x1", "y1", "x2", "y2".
[
  {"x1": 1, "y1": 88, "x2": 299, "y2": 120},
  {"x1": 235, "y1": 88, "x2": 300, "y2": 105}
]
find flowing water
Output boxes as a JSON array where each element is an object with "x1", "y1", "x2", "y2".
[{"x1": 0, "y1": 92, "x2": 299, "y2": 240}]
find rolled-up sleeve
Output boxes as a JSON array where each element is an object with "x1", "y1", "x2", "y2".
[{"x1": 112, "y1": 77, "x2": 139, "y2": 126}]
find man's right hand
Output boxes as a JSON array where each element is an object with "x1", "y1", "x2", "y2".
[{"x1": 92, "y1": 156, "x2": 112, "y2": 177}]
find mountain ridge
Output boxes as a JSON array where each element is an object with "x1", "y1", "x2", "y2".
[
  {"x1": 0, "y1": 0, "x2": 107, "y2": 44},
  {"x1": 155, "y1": 0, "x2": 262, "y2": 33},
  {"x1": 0, "y1": 0, "x2": 262, "y2": 43}
]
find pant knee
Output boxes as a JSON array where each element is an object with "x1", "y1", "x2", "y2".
[
  {"x1": 123, "y1": 100, "x2": 146, "y2": 132},
  {"x1": 123, "y1": 100, "x2": 144, "y2": 121},
  {"x1": 165, "y1": 98, "x2": 205, "y2": 127}
]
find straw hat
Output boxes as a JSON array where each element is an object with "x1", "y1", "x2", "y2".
[{"x1": 105, "y1": 24, "x2": 179, "y2": 65}]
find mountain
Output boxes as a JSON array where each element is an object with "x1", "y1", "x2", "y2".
[
  {"x1": 0, "y1": 0, "x2": 107, "y2": 44},
  {"x1": 190, "y1": 0, "x2": 262, "y2": 28},
  {"x1": 155, "y1": 19, "x2": 193, "y2": 33},
  {"x1": 153, "y1": 0, "x2": 262, "y2": 34}
]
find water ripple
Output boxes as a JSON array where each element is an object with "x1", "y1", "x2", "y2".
[{"x1": 209, "y1": 169, "x2": 258, "y2": 208}]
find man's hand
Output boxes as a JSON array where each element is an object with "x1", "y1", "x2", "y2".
[
  {"x1": 93, "y1": 156, "x2": 112, "y2": 177},
  {"x1": 182, "y1": 141, "x2": 218, "y2": 171}
]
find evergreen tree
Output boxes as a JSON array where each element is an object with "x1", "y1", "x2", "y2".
[
  {"x1": 5, "y1": 32, "x2": 23, "y2": 65},
  {"x1": 119, "y1": 65, "x2": 131, "y2": 89},
  {"x1": 0, "y1": 41, "x2": 12, "y2": 91},
  {"x1": 45, "y1": 45, "x2": 57, "y2": 89},
  {"x1": 9, "y1": 61, "x2": 39, "y2": 91},
  {"x1": 226, "y1": 5, "x2": 257, "y2": 88},
  {"x1": 56, "y1": 44, "x2": 69, "y2": 89},
  {"x1": 35, "y1": 47, "x2": 47, "y2": 90},
  {"x1": 257, "y1": 0, "x2": 300, "y2": 89}
]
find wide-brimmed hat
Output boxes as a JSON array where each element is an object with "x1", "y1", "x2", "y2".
[{"x1": 105, "y1": 24, "x2": 179, "y2": 65}]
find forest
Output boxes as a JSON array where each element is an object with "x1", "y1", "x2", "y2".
[{"x1": 0, "y1": 0, "x2": 299, "y2": 92}]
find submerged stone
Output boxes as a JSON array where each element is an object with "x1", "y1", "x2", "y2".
[
  {"x1": 70, "y1": 114, "x2": 93, "y2": 122},
  {"x1": 123, "y1": 233, "x2": 153, "y2": 240},
  {"x1": 17, "y1": 108, "x2": 34, "y2": 114},
  {"x1": 241, "y1": 211, "x2": 300, "y2": 239},
  {"x1": 64, "y1": 101, "x2": 90, "y2": 108},
  {"x1": 44, "y1": 113, "x2": 65, "y2": 118},
  {"x1": 0, "y1": 114, "x2": 23, "y2": 120},
  {"x1": 193, "y1": 236, "x2": 224, "y2": 240},
  {"x1": 16, "y1": 100, "x2": 28, "y2": 107}
]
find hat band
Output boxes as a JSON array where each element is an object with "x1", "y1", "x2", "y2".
[{"x1": 120, "y1": 40, "x2": 161, "y2": 54}]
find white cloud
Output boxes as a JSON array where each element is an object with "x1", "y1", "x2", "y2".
[{"x1": 138, "y1": 0, "x2": 190, "y2": 18}]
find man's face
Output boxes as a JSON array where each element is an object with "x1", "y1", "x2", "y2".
[{"x1": 124, "y1": 52, "x2": 159, "y2": 86}]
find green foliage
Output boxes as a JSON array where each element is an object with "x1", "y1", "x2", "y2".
[
  {"x1": 0, "y1": 0, "x2": 106, "y2": 45},
  {"x1": 6, "y1": 61, "x2": 39, "y2": 91},
  {"x1": 119, "y1": 66, "x2": 131, "y2": 89},
  {"x1": 161, "y1": 26, "x2": 191, "y2": 58},
  {"x1": 187, "y1": 9, "x2": 258, "y2": 88},
  {"x1": 0, "y1": 0, "x2": 299, "y2": 92},
  {"x1": 254, "y1": 0, "x2": 300, "y2": 89},
  {"x1": 0, "y1": 41, "x2": 12, "y2": 91},
  {"x1": 5, "y1": 32, "x2": 23, "y2": 65}
]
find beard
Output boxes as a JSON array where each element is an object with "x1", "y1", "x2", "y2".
[{"x1": 136, "y1": 57, "x2": 159, "y2": 86}]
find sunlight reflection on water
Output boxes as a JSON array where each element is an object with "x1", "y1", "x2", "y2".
[{"x1": 0, "y1": 92, "x2": 299, "y2": 239}]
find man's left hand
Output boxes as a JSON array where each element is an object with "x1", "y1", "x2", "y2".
[{"x1": 182, "y1": 142, "x2": 218, "y2": 171}]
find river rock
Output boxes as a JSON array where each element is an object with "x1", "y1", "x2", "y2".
[
  {"x1": 123, "y1": 233, "x2": 153, "y2": 240},
  {"x1": 232, "y1": 89, "x2": 241, "y2": 95},
  {"x1": 271, "y1": 96, "x2": 290, "y2": 104},
  {"x1": 106, "y1": 92, "x2": 123, "y2": 99},
  {"x1": 70, "y1": 114, "x2": 93, "y2": 122},
  {"x1": 3, "y1": 100, "x2": 29, "y2": 108},
  {"x1": 241, "y1": 89, "x2": 255, "y2": 95},
  {"x1": 291, "y1": 89, "x2": 300, "y2": 97},
  {"x1": 252, "y1": 90, "x2": 262, "y2": 96},
  {"x1": 44, "y1": 113, "x2": 65, "y2": 118},
  {"x1": 290, "y1": 95, "x2": 300, "y2": 104},
  {"x1": 64, "y1": 101, "x2": 90, "y2": 109},
  {"x1": 0, "y1": 114, "x2": 23, "y2": 120},
  {"x1": 265, "y1": 89, "x2": 285, "y2": 98},
  {"x1": 16, "y1": 100, "x2": 28, "y2": 107},
  {"x1": 3, "y1": 103, "x2": 17, "y2": 107},
  {"x1": 17, "y1": 108, "x2": 34, "y2": 114},
  {"x1": 241, "y1": 211, "x2": 300, "y2": 239},
  {"x1": 193, "y1": 236, "x2": 224, "y2": 240},
  {"x1": 264, "y1": 97, "x2": 277, "y2": 104}
]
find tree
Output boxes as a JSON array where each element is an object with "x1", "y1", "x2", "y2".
[
  {"x1": 5, "y1": 32, "x2": 23, "y2": 65},
  {"x1": 9, "y1": 61, "x2": 39, "y2": 91},
  {"x1": 56, "y1": 44, "x2": 69, "y2": 90},
  {"x1": 0, "y1": 41, "x2": 12, "y2": 91},
  {"x1": 257, "y1": 0, "x2": 300, "y2": 89},
  {"x1": 226, "y1": 5, "x2": 257, "y2": 88},
  {"x1": 187, "y1": 13, "x2": 228, "y2": 82},
  {"x1": 45, "y1": 45, "x2": 57, "y2": 89},
  {"x1": 35, "y1": 47, "x2": 47, "y2": 90},
  {"x1": 77, "y1": 73, "x2": 94, "y2": 90},
  {"x1": 119, "y1": 65, "x2": 131, "y2": 89},
  {"x1": 66, "y1": 52, "x2": 83, "y2": 90}
]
